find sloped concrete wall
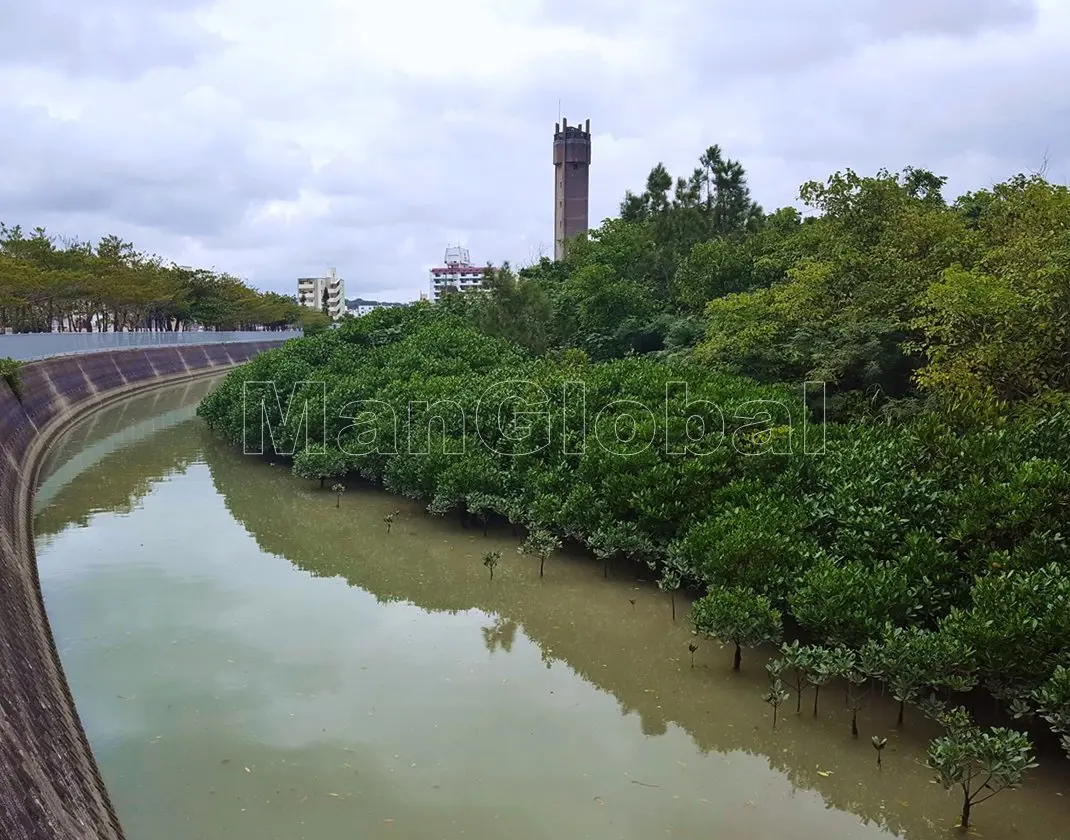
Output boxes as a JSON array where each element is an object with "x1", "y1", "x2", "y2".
[{"x1": 0, "y1": 341, "x2": 283, "y2": 840}]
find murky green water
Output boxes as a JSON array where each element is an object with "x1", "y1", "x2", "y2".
[{"x1": 34, "y1": 377, "x2": 1070, "y2": 840}]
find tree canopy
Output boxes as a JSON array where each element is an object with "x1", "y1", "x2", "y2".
[
  {"x1": 199, "y1": 146, "x2": 1070, "y2": 767},
  {"x1": 0, "y1": 223, "x2": 302, "y2": 332}
]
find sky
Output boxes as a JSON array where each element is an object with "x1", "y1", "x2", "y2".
[{"x1": 1, "y1": 0, "x2": 1068, "y2": 303}]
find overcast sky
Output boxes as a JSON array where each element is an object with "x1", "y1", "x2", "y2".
[{"x1": 1, "y1": 0, "x2": 1067, "y2": 302}]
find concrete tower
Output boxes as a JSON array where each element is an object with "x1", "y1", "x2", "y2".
[{"x1": 553, "y1": 117, "x2": 591, "y2": 261}]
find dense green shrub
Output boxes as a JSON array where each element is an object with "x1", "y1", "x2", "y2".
[
  {"x1": 0, "y1": 356, "x2": 23, "y2": 399},
  {"x1": 199, "y1": 164, "x2": 1070, "y2": 760}
]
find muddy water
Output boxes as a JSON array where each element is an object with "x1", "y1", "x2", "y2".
[{"x1": 34, "y1": 378, "x2": 1070, "y2": 840}]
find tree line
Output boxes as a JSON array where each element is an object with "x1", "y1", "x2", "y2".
[
  {"x1": 197, "y1": 148, "x2": 1070, "y2": 830},
  {"x1": 0, "y1": 223, "x2": 314, "y2": 332}
]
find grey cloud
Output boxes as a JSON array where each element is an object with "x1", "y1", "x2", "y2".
[
  {"x1": 0, "y1": 0, "x2": 221, "y2": 78},
  {"x1": 0, "y1": 100, "x2": 312, "y2": 236},
  {"x1": 534, "y1": 0, "x2": 1037, "y2": 83},
  {"x1": 0, "y1": 0, "x2": 1065, "y2": 301}
]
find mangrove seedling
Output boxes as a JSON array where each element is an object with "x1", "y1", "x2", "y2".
[
  {"x1": 658, "y1": 569, "x2": 682, "y2": 621},
  {"x1": 877, "y1": 624, "x2": 976, "y2": 729},
  {"x1": 691, "y1": 586, "x2": 782, "y2": 672},
  {"x1": 777, "y1": 641, "x2": 811, "y2": 715},
  {"x1": 871, "y1": 736, "x2": 887, "y2": 768},
  {"x1": 483, "y1": 550, "x2": 502, "y2": 580},
  {"x1": 805, "y1": 645, "x2": 849, "y2": 718},
  {"x1": 927, "y1": 707, "x2": 1036, "y2": 831},
  {"x1": 465, "y1": 492, "x2": 494, "y2": 536},
  {"x1": 384, "y1": 510, "x2": 399, "y2": 533},
  {"x1": 817, "y1": 644, "x2": 856, "y2": 725},
  {"x1": 688, "y1": 642, "x2": 698, "y2": 668},
  {"x1": 519, "y1": 529, "x2": 560, "y2": 578},
  {"x1": 844, "y1": 648, "x2": 880, "y2": 737},
  {"x1": 332, "y1": 483, "x2": 345, "y2": 508},
  {"x1": 763, "y1": 677, "x2": 790, "y2": 730}
]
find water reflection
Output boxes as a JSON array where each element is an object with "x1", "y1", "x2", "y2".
[
  {"x1": 33, "y1": 387, "x2": 1070, "y2": 840},
  {"x1": 482, "y1": 617, "x2": 518, "y2": 655}
]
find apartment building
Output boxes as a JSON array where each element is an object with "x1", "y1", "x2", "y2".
[
  {"x1": 297, "y1": 268, "x2": 346, "y2": 320},
  {"x1": 429, "y1": 246, "x2": 489, "y2": 301}
]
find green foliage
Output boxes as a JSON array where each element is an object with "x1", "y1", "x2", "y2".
[
  {"x1": 927, "y1": 707, "x2": 1036, "y2": 830},
  {"x1": 0, "y1": 224, "x2": 302, "y2": 332},
  {"x1": 299, "y1": 309, "x2": 332, "y2": 335},
  {"x1": 293, "y1": 448, "x2": 351, "y2": 488},
  {"x1": 842, "y1": 642, "x2": 881, "y2": 737},
  {"x1": 913, "y1": 176, "x2": 1070, "y2": 402},
  {"x1": 762, "y1": 662, "x2": 790, "y2": 729},
  {"x1": 197, "y1": 156, "x2": 1070, "y2": 758},
  {"x1": 0, "y1": 356, "x2": 23, "y2": 399},
  {"x1": 804, "y1": 645, "x2": 852, "y2": 717},
  {"x1": 773, "y1": 640, "x2": 810, "y2": 715},
  {"x1": 790, "y1": 557, "x2": 915, "y2": 648},
  {"x1": 482, "y1": 550, "x2": 502, "y2": 580},
  {"x1": 1032, "y1": 667, "x2": 1070, "y2": 759},
  {"x1": 940, "y1": 564, "x2": 1070, "y2": 693},
  {"x1": 520, "y1": 529, "x2": 561, "y2": 578},
  {"x1": 691, "y1": 586, "x2": 782, "y2": 671},
  {"x1": 874, "y1": 625, "x2": 977, "y2": 727}
]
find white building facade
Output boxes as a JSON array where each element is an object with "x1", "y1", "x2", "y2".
[
  {"x1": 297, "y1": 268, "x2": 346, "y2": 319},
  {"x1": 429, "y1": 246, "x2": 489, "y2": 301},
  {"x1": 347, "y1": 303, "x2": 397, "y2": 317}
]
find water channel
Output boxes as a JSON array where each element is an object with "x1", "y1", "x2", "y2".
[{"x1": 34, "y1": 376, "x2": 1070, "y2": 839}]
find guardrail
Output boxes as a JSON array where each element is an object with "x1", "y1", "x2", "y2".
[{"x1": 0, "y1": 330, "x2": 303, "y2": 361}]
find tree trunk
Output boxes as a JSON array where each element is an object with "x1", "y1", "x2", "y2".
[
  {"x1": 732, "y1": 643, "x2": 741, "y2": 671},
  {"x1": 670, "y1": 592, "x2": 676, "y2": 621},
  {"x1": 960, "y1": 792, "x2": 971, "y2": 830},
  {"x1": 897, "y1": 699, "x2": 905, "y2": 727},
  {"x1": 851, "y1": 709, "x2": 858, "y2": 737},
  {"x1": 539, "y1": 557, "x2": 545, "y2": 578},
  {"x1": 813, "y1": 685, "x2": 820, "y2": 717}
]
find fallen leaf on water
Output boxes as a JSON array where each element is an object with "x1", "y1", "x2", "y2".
[
  {"x1": 328, "y1": 793, "x2": 341, "y2": 798},
  {"x1": 244, "y1": 767, "x2": 251, "y2": 773},
  {"x1": 817, "y1": 771, "x2": 832, "y2": 777},
  {"x1": 593, "y1": 796, "x2": 604, "y2": 805}
]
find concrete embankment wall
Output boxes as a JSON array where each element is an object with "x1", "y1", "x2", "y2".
[{"x1": 0, "y1": 341, "x2": 282, "y2": 840}]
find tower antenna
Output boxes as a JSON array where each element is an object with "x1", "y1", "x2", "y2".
[{"x1": 557, "y1": 98, "x2": 561, "y2": 123}]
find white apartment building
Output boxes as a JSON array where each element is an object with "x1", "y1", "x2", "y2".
[
  {"x1": 429, "y1": 246, "x2": 489, "y2": 301},
  {"x1": 297, "y1": 268, "x2": 346, "y2": 320}
]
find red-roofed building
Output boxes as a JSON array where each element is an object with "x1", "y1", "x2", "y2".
[{"x1": 429, "y1": 246, "x2": 489, "y2": 301}]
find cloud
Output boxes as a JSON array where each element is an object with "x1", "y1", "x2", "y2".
[
  {"x1": 0, "y1": 0, "x2": 221, "y2": 79},
  {"x1": 0, "y1": 0, "x2": 1066, "y2": 302}
]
